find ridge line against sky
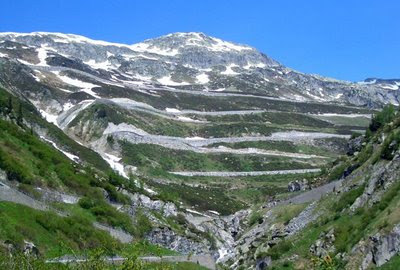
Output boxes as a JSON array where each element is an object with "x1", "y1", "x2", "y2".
[{"x1": 1, "y1": 0, "x2": 399, "y2": 81}]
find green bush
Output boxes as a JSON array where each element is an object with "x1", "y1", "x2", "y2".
[
  {"x1": 369, "y1": 104, "x2": 396, "y2": 132},
  {"x1": 248, "y1": 210, "x2": 263, "y2": 226}
]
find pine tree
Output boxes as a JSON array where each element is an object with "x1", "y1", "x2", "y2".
[
  {"x1": 6, "y1": 96, "x2": 13, "y2": 115},
  {"x1": 17, "y1": 103, "x2": 23, "y2": 125}
]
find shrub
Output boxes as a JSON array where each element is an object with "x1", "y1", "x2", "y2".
[
  {"x1": 369, "y1": 104, "x2": 396, "y2": 132},
  {"x1": 248, "y1": 210, "x2": 263, "y2": 226}
]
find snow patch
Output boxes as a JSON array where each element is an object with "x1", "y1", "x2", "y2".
[
  {"x1": 102, "y1": 153, "x2": 128, "y2": 178},
  {"x1": 196, "y1": 73, "x2": 210, "y2": 84},
  {"x1": 84, "y1": 59, "x2": 115, "y2": 71},
  {"x1": 36, "y1": 46, "x2": 50, "y2": 66},
  {"x1": 186, "y1": 209, "x2": 211, "y2": 218},
  {"x1": 209, "y1": 36, "x2": 252, "y2": 52},
  {"x1": 221, "y1": 64, "x2": 239, "y2": 75},
  {"x1": 165, "y1": 107, "x2": 181, "y2": 113},
  {"x1": 158, "y1": 76, "x2": 189, "y2": 86},
  {"x1": 185, "y1": 136, "x2": 206, "y2": 140},
  {"x1": 53, "y1": 71, "x2": 101, "y2": 98},
  {"x1": 131, "y1": 42, "x2": 179, "y2": 56},
  {"x1": 177, "y1": 116, "x2": 205, "y2": 123},
  {"x1": 40, "y1": 136, "x2": 79, "y2": 162},
  {"x1": 39, "y1": 109, "x2": 59, "y2": 126}
]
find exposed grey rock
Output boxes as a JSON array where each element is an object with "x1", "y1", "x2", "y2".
[
  {"x1": 256, "y1": 256, "x2": 272, "y2": 270},
  {"x1": 371, "y1": 224, "x2": 400, "y2": 267},
  {"x1": 310, "y1": 228, "x2": 336, "y2": 257},
  {"x1": 127, "y1": 193, "x2": 178, "y2": 217},
  {"x1": 23, "y1": 240, "x2": 39, "y2": 257},
  {"x1": 285, "y1": 202, "x2": 319, "y2": 236},
  {"x1": 145, "y1": 227, "x2": 209, "y2": 255},
  {"x1": 288, "y1": 179, "x2": 310, "y2": 192},
  {"x1": 347, "y1": 136, "x2": 364, "y2": 156}
]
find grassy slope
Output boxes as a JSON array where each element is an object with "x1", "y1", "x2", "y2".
[
  {"x1": 0, "y1": 90, "x2": 158, "y2": 258},
  {"x1": 120, "y1": 142, "x2": 321, "y2": 175}
]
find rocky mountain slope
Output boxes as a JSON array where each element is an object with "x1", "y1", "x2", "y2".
[
  {"x1": 0, "y1": 31, "x2": 399, "y2": 269},
  {"x1": 227, "y1": 105, "x2": 400, "y2": 269}
]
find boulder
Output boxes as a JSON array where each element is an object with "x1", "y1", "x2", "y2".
[
  {"x1": 310, "y1": 228, "x2": 336, "y2": 257},
  {"x1": 287, "y1": 179, "x2": 309, "y2": 192},
  {"x1": 347, "y1": 136, "x2": 364, "y2": 156},
  {"x1": 256, "y1": 256, "x2": 272, "y2": 270}
]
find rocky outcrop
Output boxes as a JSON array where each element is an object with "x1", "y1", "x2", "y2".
[
  {"x1": 350, "y1": 152, "x2": 400, "y2": 211},
  {"x1": 23, "y1": 241, "x2": 39, "y2": 257},
  {"x1": 145, "y1": 227, "x2": 209, "y2": 255},
  {"x1": 123, "y1": 192, "x2": 178, "y2": 217},
  {"x1": 255, "y1": 256, "x2": 272, "y2": 270},
  {"x1": 371, "y1": 224, "x2": 400, "y2": 267},
  {"x1": 347, "y1": 135, "x2": 364, "y2": 156},
  {"x1": 310, "y1": 229, "x2": 336, "y2": 257},
  {"x1": 287, "y1": 179, "x2": 310, "y2": 192}
]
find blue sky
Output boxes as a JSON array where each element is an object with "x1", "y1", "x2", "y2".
[{"x1": 1, "y1": 0, "x2": 399, "y2": 81}]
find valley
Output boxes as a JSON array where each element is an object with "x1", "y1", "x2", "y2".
[{"x1": 0, "y1": 31, "x2": 398, "y2": 269}]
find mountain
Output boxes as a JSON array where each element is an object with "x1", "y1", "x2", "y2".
[
  {"x1": 360, "y1": 78, "x2": 400, "y2": 90},
  {"x1": 0, "y1": 31, "x2": 399, "y2": 269},
  {"x1": 0, "y1": 32, "x2": 398, "y2": 108}
]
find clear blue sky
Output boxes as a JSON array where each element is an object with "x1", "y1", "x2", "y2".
[{"x1": 2, "y1": 0, "x2": 399, "y2": 81}]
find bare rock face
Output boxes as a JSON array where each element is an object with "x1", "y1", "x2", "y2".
[
  {"x1": 347, "y1": 135, "x2": 364, "y2": 156},
  {"x1": 371, "y1": 224, "x2": 400, "y2": 267},
  {"x1": 255, "y1": 256, "x2": 272, "y2": 270},
  {"x1": 287, "y1": 179, "x2": 309, "y2": 192},
  {"x1": 310, "y1": 228, "x2": 336, "y2": 257},
  {"x1": 145, "y1": 227, "x2": 209, "y2": 255},
  {"x1": 23, "y1": 240, "x2": 39, "y2": 257}
]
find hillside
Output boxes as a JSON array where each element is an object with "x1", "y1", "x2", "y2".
[
  {"x1": 0, "y1": 32, "x2": 375, "y2": 214},
  {"x1": 227, "y1": 105, "x2": 400, "y2": 269},
  {"x1": 0, "y1": 32, "x2": 399, "y2": 269}
]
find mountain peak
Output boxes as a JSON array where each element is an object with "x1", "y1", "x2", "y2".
[{"x1": 133, "y1": 31, "x2": 254, "y2": 54}]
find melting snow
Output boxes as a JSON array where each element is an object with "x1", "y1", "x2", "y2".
[
  {"x1": 31, "y1": 72, "x2": 41, "y2": 82},
  {"x1": 196, "y1": 73, "x2": 210, "y2": 84},
  {"x1": 165, "y1": 107, "x2": 181, "y2": 113},
  {"x1": 208, "y1": 210, "x2": 220, "y2": 216},
  {"x1": 102, "y1": 153, "x2": 128, "y2": 178},
  {"x1": 186, "y1": 209, "x2": 211, "y2": 218},
  {"x1": 84, "y1": 59, "x2": 115, "y2": 70},
  {"x1": 210, "y1": 88, "x2": 225, "y2": 92},
  {"x1": 36, "y1": 46, "x2": 50, "y2": 66},
  {"x1": 243, "y1": 62, "x2": 267, "y2": 69},
  {"x1": 209, "y1": 36, "x2": 251, "y2": 52},
  {"x1": 53, "y1": 71, "x2": 101, "y2": 98},
  {"x1": 381, "y1": 84, "x2": 399, "y2": 90},
  {"x1": 40, "y1": 136, "x2": 79, "y2": 162},
  {"x1": 17, "y1": 59, "x2": 33, "y2": 65},
  {"x1": 39, "y1": 109, "x2": 59, "y2": 126},
  {"x1": 158, "y1": 76, "x2": 189, "y2": 86},
  {"x1": 177, "y1": 116, "x2": 205, "y2": 123},
  {"x1": 131, "y1": 42, "x2": 179, "y2": 56},
  {"x1": 185, "y1": 136, "x2": 206, "y2": 140},
  {"x1": 221, "y1": 64, "x2": 239, "y2": 75}
]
